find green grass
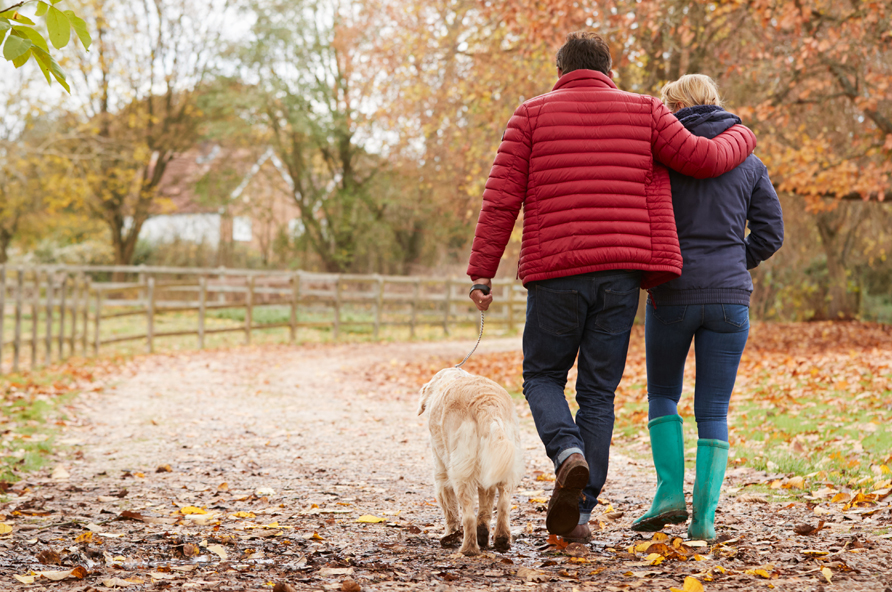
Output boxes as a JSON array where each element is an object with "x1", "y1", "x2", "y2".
[{"x1": 1, "y1": 369, "x2": 84, "y2": 483}]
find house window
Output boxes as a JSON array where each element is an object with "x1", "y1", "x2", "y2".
[{"x1": 233, "y1": 217, "x2": 253, "y2": 242}]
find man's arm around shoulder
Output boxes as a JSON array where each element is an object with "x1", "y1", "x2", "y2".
[{"x1": 650, "y1": 98, "x2": 756, "y2": 179}]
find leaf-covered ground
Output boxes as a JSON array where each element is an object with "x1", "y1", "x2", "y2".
[{"x1": 0, "y1": 323, "x2": 890, "y2": 591}]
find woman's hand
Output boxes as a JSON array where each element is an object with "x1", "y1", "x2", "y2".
[{"x1": 469, "y1": 279, "x2": 493, "y2": 311}]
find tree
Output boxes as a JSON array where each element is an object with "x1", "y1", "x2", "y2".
[
  {"x1": 59, "y1": 0, "x2": 225, "y2": 268},
  {"x1": 1, "y1": 0, "x2": 91, "y2": 91},
  {"x1": 231, "y1": 0, "x2": 394, "y2": 273}
]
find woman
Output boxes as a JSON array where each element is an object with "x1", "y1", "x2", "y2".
[{"x1": 631, "y1": 75, "x2": 784, "y2": 541}]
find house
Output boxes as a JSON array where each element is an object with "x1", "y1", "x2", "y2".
[{"x1": 140, "y1": 143, "x2": 301, "y2": 263}]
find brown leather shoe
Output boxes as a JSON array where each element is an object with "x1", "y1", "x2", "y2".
[
  {"x1": 546, "y1": 453, "x2": 589, "y2": 536},
  {"x1": 560, "y1": 523, "x2": 592, "y2": 544}
]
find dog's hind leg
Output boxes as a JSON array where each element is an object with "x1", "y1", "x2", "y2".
[
  {"x1": 476, "y1": 487, "x2": 495, "y2": 549},
  {"x1": 456, "y1": 482, "x2": 480, "y2": 556},
  {"x1": 493, "y1": 483, "x2": 512, "y2": 552},
  {"x1": 434, "y1": 462, "x2": 461, "y2": 540}
]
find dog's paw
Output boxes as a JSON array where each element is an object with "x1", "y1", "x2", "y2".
[
  {"x1": 493, "y1": 535, "x2": 511, "y2": 552},
  {"x1": 460, "y1": 545, "x2": 481, "y2": 557},
  {"x1": 476, "y1": 524, "x2": 489, "y2": 549},
  {"x1": 440, "y1": 530, "x2": 463, "y2": 548}
]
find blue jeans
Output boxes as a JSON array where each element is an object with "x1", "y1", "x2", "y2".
[
  {"x1": 645, "y1": 302, "x2": 749, "y2": 441},
  {"x1": 523, "y1": 270, "x2": 641, "y2": 523}
]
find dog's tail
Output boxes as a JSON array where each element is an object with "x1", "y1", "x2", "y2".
[{"x1": 478, "y1": 414, "x2": 517, "y2": 490}]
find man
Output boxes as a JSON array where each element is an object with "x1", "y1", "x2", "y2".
[{"x1": 466, "y1": 31, "x2": 757, "y2": 542}]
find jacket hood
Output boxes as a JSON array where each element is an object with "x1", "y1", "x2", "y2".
[{"x1": 674, "y1": 105, "x2": 741, "y2": 139}]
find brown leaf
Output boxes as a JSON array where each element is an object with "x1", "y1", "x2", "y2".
[
  {"x1": 516, "y1": 567, "x2": 549, "y2": 582},
  {"x1": 341, "y1": 580, "x2": 362, "y2": 592},
  {"x1": 156, "y1": 464, "x2": 172, "y2": 473},
  {"x1": 793, "y1": 520, "x2": 825, "y2": 536},
  {"x1": 564, "y1": 542, "x2": 589, "y2": 557},
  {"x1": 273, "y1": 584, "x2": 298, "y2": 592},
  {"x1": 181, "y1": 543, "x2": 200, "y2": 557},
  {"x1": 36, "y1": 549, "x2": 61, "y2": 565}
]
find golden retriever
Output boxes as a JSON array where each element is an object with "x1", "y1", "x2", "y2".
[{"x1": 418, "y1": 368, "x2": 524, "y2": 556}]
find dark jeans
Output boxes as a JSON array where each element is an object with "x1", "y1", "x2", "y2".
[
  {"x1": 522, "y1": 270, "x2": 641, "y2": 523},
  {"x1": 645, "y1": 301, "x2": 749, "y2": 441}
]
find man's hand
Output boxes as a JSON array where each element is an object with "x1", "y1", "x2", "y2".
[{"x1": 469, "y1": 279, "x2": 493, "y2": 312}]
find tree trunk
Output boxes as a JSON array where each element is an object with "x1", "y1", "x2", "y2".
[
  {"x1": 815, "y1": 206, "x2": 863, "y2": 320},
  {"x1": 0, "y1": 228, "x2": 11, "y2": 264}
]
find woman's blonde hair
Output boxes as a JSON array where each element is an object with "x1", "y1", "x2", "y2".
[{"x1": 660, "y1": 74, "x2": 723, "y2": 112}]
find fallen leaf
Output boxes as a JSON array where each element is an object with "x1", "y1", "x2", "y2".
[
  {"x1": 39, "y1": 570, "x2": 76, "y2": 581},
  {"x1": 179, "y1": 506, "x2": 207, "y2": 515},
  {"x1": 516, "y1": 567, "x2": 549, "y2": 582},
  {"x1": 0, "y1": 523, "x2": 12, "y2": 535},
  {"x1": 13, "y1": 575, "x2": 35, "y2": 584},
  {"x1": 802, "y1": 549, "x2": 830, "y2": 557},
  {"x1": 831, "y1": 492, "x2": 852, "y2": 504},
  {"x1": 745, "y1": 568, "x2": 772, "y2": 578},
  {"x1": 51, "y1": 466, "x2": 70, "y2": 480},
  {"x1": 317, "y1": 567, "x2": 354, "y2": 576},
  {"x1": 794, "y1": 521, "x2": 825, "y2": 535},
  {"x1": 356, "y1": 515, "x2": 386, "y2": 523},
  {"x1": 231, "y1": 511, "x2": 256, "y2": 519},
  {"x1": 182, "y1": 543, "x2": 200, "y2": 557},
  {"x1": 36, "y1": 550, "x2": 61, "y2": 565},
  {"x1": 529, "y1": 497, "x2": 548, "y2": 503},
  {"x1": 341, "y1": 580, "x2": 362, "y2": 592},
  {"x1": 156, "y1": 464, "x2": 172, "y2": 473},
  {"x1": 645, "y1": 553, "x2": 665, "y2": 565},
  {"x1": 821, "y1": 567, "x2": 832, "y2": 583},
  {"x1": 102, "y1": 578, "x2": 134, "y2": 588},
  {"x1": 669, "y1": 576, "x2": 705, "y2": 592},
  {"x1": 207, "y1": 544, "x2": 228, "y2": 560},
  {"x1": 783, "y1": 476, "x2": 806, "y2": 489},
  {"x1": 148, "y1": 573, "x2": 178, "y2": 581},
  {"x1": 217, "y1": 482, "x2": 229, "y2": 491}
]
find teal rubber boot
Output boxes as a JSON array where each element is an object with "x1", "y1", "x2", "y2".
[
  {"x1": 688, "y1": 439, "x2": 730, "y2": 542},
  {"x1": 632, "y1": 415, "x2": 688, "y2": 532}
]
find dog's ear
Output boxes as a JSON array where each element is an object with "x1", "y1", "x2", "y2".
[{"x1": 417, "y1": 381, "x2": 432, "y2": 416}]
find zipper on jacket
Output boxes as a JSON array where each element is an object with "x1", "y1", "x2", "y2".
[{"x1": 647, "y1": 289, "x2": 657, "y2": 309}]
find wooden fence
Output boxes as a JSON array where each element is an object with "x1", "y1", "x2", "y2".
[{"x1": 0, "y1": 264, "x2": 525, "y2": 375}]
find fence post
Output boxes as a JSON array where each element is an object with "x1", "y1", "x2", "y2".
[
  {"x1": 290, "y1": 272, "x2": 300, "y2": 343},
  {"x1": 13, "y1": 268, "x2": 23, "y2": 373},
  {"x1": 82, "y1": 277, "x2": 91, "y2": 354},
  {"x1": 45, "y1": 271, "x2": 54, "y2": 365},
  {"x1": 146, "y1": 277, "x2": 155, "y2": 354},
  {"x1": 0, "y1": 265, "x2": 5, "y2": 374},
  {"x1": 410, "y1": 278, "x2": 421, "y2": 339},
  {"x1": 31, "y1": 270, "x2": 40, "y2": 369},
  {"x1": 93, "y1": 287, "x2": 102, "y2": 357},
  {"x1": 70, "y1": 276, "x2": 80, "y2": 357},
  {"x1": 373, "y1": 276, "x2": 383, "y2": 340},
  {"x1": 57, "y1": 275, "x2": 67, "y2": 360},
  {"x1": 198, "y1": 276, "x2": 207, "y2": 349},
  {"x1": 442, "y1": 279, "x2": 452, "y2": 336},
  {"x1": 245, "y1": 275, "x2": 254, "y2": 345},
  {"x1": 333, "y1": 276, "x2": 342, "y2": 341},
  {"x1": 507, "y1": 283, "x2": 515, "y2": 332}
]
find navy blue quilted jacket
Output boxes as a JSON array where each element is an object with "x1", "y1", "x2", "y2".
[{"x1": 649, "y1": 105, "x2": 784, "y2": 306}]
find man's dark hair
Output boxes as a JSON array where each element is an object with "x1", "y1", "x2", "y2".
[{"x1": 555, "y1": 31, "x2": 612, "y2": 76}]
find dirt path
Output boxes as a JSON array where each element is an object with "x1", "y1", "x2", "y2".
[{"x1": 1, "y1": 340, "x2": 890, "y2": 591}]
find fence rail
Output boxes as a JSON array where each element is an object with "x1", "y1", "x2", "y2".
[{"x1": 0, "y1": 264, "x2": 525, "y2": 375}]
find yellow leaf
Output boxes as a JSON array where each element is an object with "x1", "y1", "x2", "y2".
[
  {"x1": 0, "y1": 523, "x2": 12, "y2": 534},
  {"x1": 231, "y1": 511, "x2": 256, "y2": 519},
  {"x1": 645, "y1": 553, "x2": 664, "y2": 565},
  {"x1": 714, "y1": 565, "x2": 727, "y2": 573},
  {"x1": 310, "y1": 532, "x2": 323, "y2": 540},
  {"x1": 880, "y1": 465, "x2": 891, "y2": 475},
  {"x1": 207, "y1": 544, "x2": 228, "y2": 561},
  {"x1": 821, "y1": 567, "x2": 832, "y2": 583},
  {"x1": 745, "y1": 568, "x2": 771, "y2": 578},
  {"x1": 75, "y1": 532, "x2": 93, "y2": 543},
  {"x1": 180, "y1": 506, "x2": 207, "y2": 515},
  {"x1": 262, "y1": 522, "x2": 279, "y2": 529},
  {"x1": 652, "y1": 532, "x2": 669, "y2": 541},
  {"x1": 529, "y1": 498, "x2": 548, "y2": 503},
  {"x1": 634, "y1": 541, "x2": 654, "y2": 553},
  {"x1": 692, "y1": 554, "x2": 706, "y2": 561},
  {"x1": 831, "y1": 492, "x2": 852, "y2": 504},
  {"x1": 802, "y1": 549, "x2": 829, "y2": 556},
  {"x1": 681, "y1": 576, "x2": 704, "y2": 592},
  {"x1": 356, "y1": 515, "x2": 386, "y2": 523},
  {"x1": 535, "y1": 474, "x2": 555, "y2": 482},
  {"x1": 784, "y1": 476, "x2": 805, "y2": 489},
  {"x1": 14, "y1": 575, "x2": 35, "y2": 584}
]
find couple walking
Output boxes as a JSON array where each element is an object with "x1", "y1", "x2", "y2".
[{"x1": 466, "y1": 32, "x2": 784, "y2": 542}]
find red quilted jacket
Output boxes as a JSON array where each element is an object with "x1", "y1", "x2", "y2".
[{"x1": 467, "y1": 69, "x2": 757, "y2": 288}]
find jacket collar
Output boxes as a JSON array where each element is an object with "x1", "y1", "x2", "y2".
[{"x1": 552, "y1": 69, "x2": 617, "y2": 91}]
